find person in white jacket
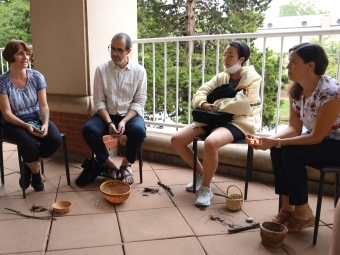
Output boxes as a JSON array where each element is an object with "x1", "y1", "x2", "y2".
[{"x1": 171, "y1": 41, "x2": 262, "y2": 206}]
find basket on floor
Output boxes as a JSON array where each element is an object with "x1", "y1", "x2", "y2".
[
  {"x1": 225, "y1": 185, "x2": 243, "y2": 211},
  {"x1": 52, "y1": 201, "x2": 72, "y2": 213},
  {"x1": 260, "y1": 221, "x2": 288, "y2": 247},
  {"x1": 100, "y1": 180, "x2": 131, "y2": 204}
]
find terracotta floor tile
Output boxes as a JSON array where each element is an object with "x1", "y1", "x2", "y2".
[
  {"x1": 155, "y1": 168, "x2": 193, "y2": 186},
  {"x1": 53, "y1": 190, "x2": 116, "y2": 215},
  {"x1": 198, "y1": 232, "x2": 288, "y2": 255},
  {"x1": 0, "y1": 192, "x2": 57, "y2": 220},
  {"x1": 45, "y1": 245, "x2": 124, "y2": 255},
  {"x1": 0, "y1": 141, "x2": 335, "y2": 254},
  {"x1": 47, "y1": 213, "x2": 121, "y2": 251},
  {"x1": 118, "y1": 207, "x2": 194, "y2": 242},
  {"x1": 179, "y1": 204, "x2": 248, "y2": 236},
  {"x1": 148, "y1": 161, "x2": 186, "y2": 170},
  {"x1": 283, "y1": 225, "x2": 332, "y2": 254},
  {"x1": 0, "y1": 218, "x2": 50, "y2": 254},
  {"x1": 124, "y1": 237, "x2": 206, "y2": 255},
  {"x1": 114, "y1": 186, "x2": 174, "y2": 212}
]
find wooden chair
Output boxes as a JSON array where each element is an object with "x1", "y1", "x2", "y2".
[
  {"x1": 278, "y1": 164, "x2": 340, "y2": 245},
  {"x1": 0, "y1": 133, "x2": 71, "y2": 198},
  {"x1": 192, "y1": 136, "x2": 254, "y2": 200}
]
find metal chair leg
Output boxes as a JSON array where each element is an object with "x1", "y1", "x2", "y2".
[
  {"x1": 244, "y1": 145, "x2": 253, "y2": 200},
  {"x1": 335, "y1": 173, "x2": 339, "y2": 208},
  {"x1": 17, "y1": 150, "x2": 26, "y2": 199},
  {"x1": 313, "y1": 171, "x2": 325, "y2": 245},
  {"x1": 193, "y1": 137, "x2": 198, "y2": 193},
  {"x1": 40, "y1": 160, "x2": 44, "y2": 174},
  {"x1": 0, "y1": 141, "x2": 4, "y2": 184},
  {"x1": 61, "y1": 134, "x2": 71, "y2": 185},
  {"x1": 139, "y1": 149, "x2": 143, "y2": 183},
  {"x1": 278, "y1": 195, "x2": 282, "y2": 213}
]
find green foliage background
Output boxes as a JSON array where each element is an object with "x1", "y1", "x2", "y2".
[{"x1": 0, "y1": 0, "x2": 338, "y2": 129}]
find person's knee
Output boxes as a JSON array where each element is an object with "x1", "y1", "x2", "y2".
[
  {"x1": 204, "y1": 137, "x2": 219, "y2": 151},
  {"x1": 82, "y1": 122, "x2": 94, "y2": 139},
  {"x1": 171, "y1": 133, "x2": 180, "y2": 147},
  {"x1": 128, "y1": 125, "x2": 146, "y2": 141}
]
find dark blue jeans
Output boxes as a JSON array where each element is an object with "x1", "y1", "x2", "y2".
[
  {"x1": 82, "y1": 114, "x2": 146, "y2": 165},
  {"x1": 1, "y1": 121, "x2": 62, "y2": 163},
  {"x1": 270, "y1": 138, "x2": 340, "y2": 205}
]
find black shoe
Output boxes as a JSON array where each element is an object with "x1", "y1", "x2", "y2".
[
  {"x1": 31, "y1": 172, "x2": 44, "y2": 191},
  {"x1": 19, "y1": 163, "x2": 32, "y2": 190}
]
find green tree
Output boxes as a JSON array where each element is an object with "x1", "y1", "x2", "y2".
[
  {"x1": 311, "y1": 37, "x2": 340, "y2": 78},
  {"x1": 279, "y1": 0, "x2": 329, "y2": 16},
  {"x1": 0, "y1": 0, "x2": 31, "y2": 47},
  {"x1": 138, "y1": 0, "x2": 287, "y2": 128}
]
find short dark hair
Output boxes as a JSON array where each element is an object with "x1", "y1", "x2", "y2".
[
  {"x1": 288, "y1": 42, "x2": 329, "y2": 100},
  {"x1": 2, "y1": 39, "x2": 31, "y2": 63},
  {"x1": 228, "y1": 41, "x2": 250, "y2": 66},
  {"x1": 112, "y1": 33, "x2": 132, "y2": 50}
]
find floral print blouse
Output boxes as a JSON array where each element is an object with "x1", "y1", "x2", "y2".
[{"x1": 292, "y1": 75, "x2": 340, "y2": 140}]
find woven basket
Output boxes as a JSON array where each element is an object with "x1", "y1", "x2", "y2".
[
  {"x1": 225, "y1": 185, "x2": 243, "y2": 211},
  {"x1": 100, "y1": 180, "x2": 131, "y2": 204},
  {"x1": 52, "y1": 201, "x2": 72, "y2": 213},
  {"x1": 260, "y1": 221, "x2": 288, "y2": 247}
]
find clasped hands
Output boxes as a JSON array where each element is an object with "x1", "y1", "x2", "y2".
[
  {"x1": 109, "y1": 121, "x2": 125, "y2": 138},
  {"x1": 245, "y1": 134, "x2": 279, "y2": 151}
]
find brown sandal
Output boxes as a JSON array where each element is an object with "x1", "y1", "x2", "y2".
[
  {"x1": 272, "y1": 209, "x2": 294, "y2": 224},
  {"x1": 284, "y1": 215, "x2": 315, "y2": 232}
]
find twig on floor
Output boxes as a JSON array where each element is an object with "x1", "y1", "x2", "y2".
[
  {"x1": 5, "y1": 207, "x2": 56, "y2": 220},
  {"x1": 157, "y1": 181, "x2": 174, "y2": 197}
]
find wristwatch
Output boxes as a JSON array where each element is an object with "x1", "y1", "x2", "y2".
[{"x1": 276, "y1": 138, "x2": 282, "y2": 148}]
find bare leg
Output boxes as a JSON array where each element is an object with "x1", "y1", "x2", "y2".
[
  {"x1": 105, "y1": 157, "x2": 119, "y2": 179},
  {"x1": 293, "y1": 203, "x2": 314, "y2": 220},
  {"x1": 201, "y1": 127, "x2": 234, "y2": 187},
  {"x1": 120, "y1": 157, "x2": 133, "y2": 184},
  {"x1": 171, "y1": 125, "x2": 206, "y2": 174},
  {"x1": 281, "y1": 195, "x2": 295, "y2": 212}
]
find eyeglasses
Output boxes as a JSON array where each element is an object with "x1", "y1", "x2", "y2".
[{"x1": 107, "y1": 45, "x2": 129, "y2": 54}]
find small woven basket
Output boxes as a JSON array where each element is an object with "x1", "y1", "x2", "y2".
[
  {"x1": 260, "y1": 221, "x2": 288, "y2": 247},
  {"x1": 52, "y1": 201, "x2": 72, "y2": 213},
  {"x1": 225, "y1": 185, "x2": 243, "y2": 211},
  {"x1": 100, "y1": 180, "x2": 131, "y2": 204}
]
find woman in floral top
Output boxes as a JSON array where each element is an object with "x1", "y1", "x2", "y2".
[{"x1": 245, "y1": 42, "x2": 340, "y2": 232}]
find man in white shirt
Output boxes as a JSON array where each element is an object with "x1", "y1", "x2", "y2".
[{"x1": 82, "y1": 33, "x2": 147, "y2": 185}]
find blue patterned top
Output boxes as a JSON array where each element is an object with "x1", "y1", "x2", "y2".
[
  {"x1": 292, "y1": 75, "x2": 340, "y2": 140},
  {"x1": 0, "y1": 69, "x2": 47, "y2": 123}
]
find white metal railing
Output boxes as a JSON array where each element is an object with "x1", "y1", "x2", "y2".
[
  {"x1": 1, "y1": 29, "x2": 339, "y2": 135},
  {"x1": 133, "y1": 27, "x2": 340, "y2": 134}
]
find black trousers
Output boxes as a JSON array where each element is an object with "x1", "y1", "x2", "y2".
[
  {"x1": 270, "y1": 138, "x2": 340, "y2": 205},
  {"x1": 1, "y1": 121, "x2": 62, "y2": 163}
]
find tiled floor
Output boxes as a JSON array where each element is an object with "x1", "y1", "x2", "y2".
[{"x1": 0, "y1": 142, "x2": 335, "y2": 255}]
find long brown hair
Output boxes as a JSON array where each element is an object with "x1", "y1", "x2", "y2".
[{"x1": 287, "y1": 42, "x2": 328, "y2": 101}]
